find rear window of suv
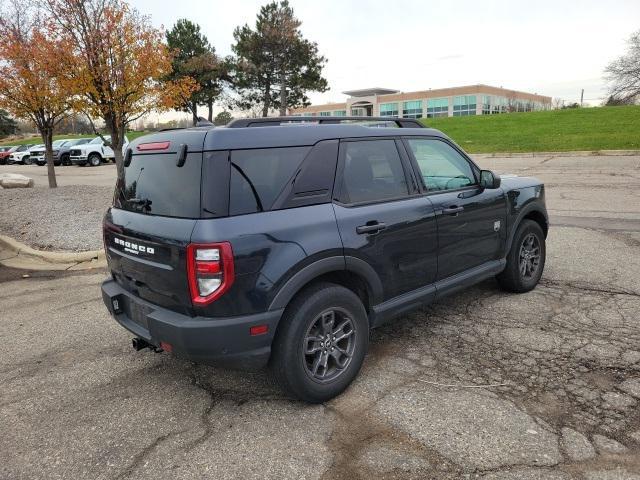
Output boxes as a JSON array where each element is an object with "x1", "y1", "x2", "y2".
[{"x1": 114, "y1": 153, "x2": 203, "y2": 218}]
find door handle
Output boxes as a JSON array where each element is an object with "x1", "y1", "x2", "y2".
[
  {"x1": 356, "y1": 222, "x2": 386, "y2": 235},
  {"x1": 442, "y1": 206, "x2": 464, "y2": 215}
]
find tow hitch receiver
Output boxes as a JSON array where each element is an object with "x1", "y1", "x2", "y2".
[{"x1": 132, "y1": 337, "x2": 162, "y2": 353}]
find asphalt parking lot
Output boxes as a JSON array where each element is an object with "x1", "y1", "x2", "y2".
[{"x1": 1, "y1": 154, "x2": 639, "y2": 479}]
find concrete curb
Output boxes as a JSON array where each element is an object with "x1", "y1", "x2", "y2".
[
  {"x1": 471, "y1": 149, "x2": 640, "y2": 159},
  {"x1": 0, "y1": 234, "x2": 105, "y2": 264}
]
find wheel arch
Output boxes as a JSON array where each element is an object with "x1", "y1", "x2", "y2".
[
  {"x1": 506, "y1": 204, "x2": 549, "y2": 253},
  {"x1": 268, "y1": 255, "x2": 383, "y2": 317}
]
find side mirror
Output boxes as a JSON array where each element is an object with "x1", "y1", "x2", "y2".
[{"x1": 480, "y1": 170, "x2": 501, "y2": 189}]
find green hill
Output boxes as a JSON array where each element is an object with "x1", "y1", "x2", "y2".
[{"x1": 420, "y1": 106, "x2": 640, "y2": 153}]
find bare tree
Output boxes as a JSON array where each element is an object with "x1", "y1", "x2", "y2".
[
  {"x1": 605, "y1": 30, "x2": 640, "y2": 103},
  {"x1": 552, "y1": 98, "x2": 565, "y2": 110}
]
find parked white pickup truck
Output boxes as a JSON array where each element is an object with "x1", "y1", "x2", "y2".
[{"x1": 69, "y1": 135, "x2": 129, "y2": 167}]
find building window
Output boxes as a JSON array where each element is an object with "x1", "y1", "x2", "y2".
[
  {"x1": 351, "y1": 107, "x2": 366, "y2": 116},
  {"x1": 453, "y1": 95, "x2": 477, "y2": 116},
  {"x1": 333, "y1": 110, "x2": 347, "y2": 116},
  {"x1": 319, "y1": 111, "x2": 331, "y2": 117},
  {"x1": 482, "y1": 95, "x2": 492, "y2": 115},
  {"x1": 426, "y1": 98, "x2": 449, "y2": 118},
  {"x1": 402, "y1": 100, "x2": 422, "y2": 118},
  {"x1": 379, "y1": 103, "x2": 399, "y2": 117}
]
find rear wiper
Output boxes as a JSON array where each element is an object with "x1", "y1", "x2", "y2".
[
  {"x1": 126, "y1": 197, "x2": 152, "y2": 212},
  {"x1": 126, "y1": 197, "x2": 151, "y2": 205}
]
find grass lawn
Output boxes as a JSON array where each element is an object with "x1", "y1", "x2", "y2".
[
  {"x1": 1, "y1": 130, "x2": 150, "y2": 147},
  {"x1": 421, "y1": 106, "x2": 640, "y2": 153}
]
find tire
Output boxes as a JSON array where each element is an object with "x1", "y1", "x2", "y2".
[
  {"x1": 6, "y1": 158, "x2": 14, "y2": 165},
  {"x1": 61, "y1": 154, "x2": 70, "y2": 166},
  {"x1": 497, "y1": 219, "x2": 546, "y2": 293},
  {"x1": 88, "y1": 153, "x2": 101, "y2": 167},
  {"x1": 270, "y1": 282, "x2": 369, "y2": 403},
  {"x1": 23, "y1": 156, "x2": 31, "y2": 165}
]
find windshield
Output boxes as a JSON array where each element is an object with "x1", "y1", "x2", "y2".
[
  {"x1": 52, "y1": 140, "x2": 67, "y2": 147},
  {"x1": 69, "y1": 139, "x2": 87, "y2": 146},
  {"x1": 89, "y1": 136, "x2": 107, "y2": 144}
]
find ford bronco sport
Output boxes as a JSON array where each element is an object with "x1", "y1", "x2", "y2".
[{"x1": 101, "y1": 116, "x2": 548, "y2": 403}]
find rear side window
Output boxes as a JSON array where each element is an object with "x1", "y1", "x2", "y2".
[
  {"x1": 229, "y1": 147, "x2": 310, "y2": 215},
  {"x1": 114, "y1": 153, "x2": 202, "y2": 218},
  {"x1": 338, "y1": 140, "x2": 408, "y2": 204}
]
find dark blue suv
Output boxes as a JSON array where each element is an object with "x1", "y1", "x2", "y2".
[{"x1": 101, "y1": 117, "x2": 548, "y2": 403}]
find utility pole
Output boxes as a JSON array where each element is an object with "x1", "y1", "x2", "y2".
[{"x1": 580, "y1": 89, "x2": 584, "y2": 107}]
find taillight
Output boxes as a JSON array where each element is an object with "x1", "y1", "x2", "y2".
[{"x1": 186, "y1": 242, "x2": 234, "y2": 306}]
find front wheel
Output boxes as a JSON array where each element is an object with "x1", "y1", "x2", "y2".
[
  {"x1": 23, "y1": 156, "x2": 31, "y2": 165},
  {"x1": 88, "y1": 154, "x2": 101, "y2": 167},
  {"x1": 270, "y1": 282, "x2": 369, "y2": 403},
  {"x1": 61, "y1": 154, "x2": 70, "y2": 166},
  {"x1": 496, "y1": 219, "x2": 546, "y2": 293}
]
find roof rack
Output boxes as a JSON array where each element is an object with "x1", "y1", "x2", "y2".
[{"x1": 226, "y1": 116, "x2": 425, "y2": 129}]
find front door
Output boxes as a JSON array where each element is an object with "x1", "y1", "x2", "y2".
[
  {"x1": 333, "y1": 138, "x2": 438, "y2": 301},
  {"x1": 404, "y1": 137, "x2": 507, "y2": 280}
]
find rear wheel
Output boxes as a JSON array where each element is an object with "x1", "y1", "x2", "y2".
[
  {"x1": 497, "y1": 219, "x2": 546, "y2": 293},
  {"x1": 88, "y1": 153, "x2": 101, "y2": 167},
  {"x1": 270, "y1": 283, "x2": 369, "y2": 403}
]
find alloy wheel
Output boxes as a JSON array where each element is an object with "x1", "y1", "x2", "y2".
[
  {"x1": 303, "y1": 308, "x2": 356, "y2": 383},
  {"x1": 519, "y1": 232, "x2": 541, "y2": 279}
]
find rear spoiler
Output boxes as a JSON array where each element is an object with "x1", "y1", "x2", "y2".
[{"x1": 226, "y1": 116, "x2": 425, "y2": 129}]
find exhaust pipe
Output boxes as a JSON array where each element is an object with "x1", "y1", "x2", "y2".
[{"x1": 132, "y1": 337, "x2": 151, "y2": 351}]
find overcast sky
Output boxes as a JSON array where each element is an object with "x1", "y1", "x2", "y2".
[{"x1": 130, "y1": 0, "x2": 639, "y2": 116}]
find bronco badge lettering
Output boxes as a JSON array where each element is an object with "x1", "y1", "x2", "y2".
[{"x1": 114, "y1": 237, "x2": 155, "y2": 255}]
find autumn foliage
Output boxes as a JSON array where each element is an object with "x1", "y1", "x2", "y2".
[
  {"x1": 44, "y1": 0, "x2": 196, "y2": 175},
  {"x1": 0, "y1": 16, "x2": 74, "y2": 187}
]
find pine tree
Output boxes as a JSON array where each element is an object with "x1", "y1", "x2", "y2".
[{"x1": 231, "y1": 1, "x2": 328, "y2": 117}]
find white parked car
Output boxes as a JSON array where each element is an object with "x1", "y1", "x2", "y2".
[
  {"x1": 69, "y1": 135, "x2": 129, "y2": 167},
  {"x1": 6, "y1": 144, "x2": 37, "y2": 165}
]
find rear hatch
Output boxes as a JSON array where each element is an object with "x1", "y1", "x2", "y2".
[{"x1": 104, "y1": 130, "x2": 210, "y2": 315}]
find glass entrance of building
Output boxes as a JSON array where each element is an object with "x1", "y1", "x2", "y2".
[{"x1": 350, "y1": 102, "x2": 373, "y2": 116}]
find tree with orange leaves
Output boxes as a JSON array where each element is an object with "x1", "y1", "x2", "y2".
[
  {"x1": 44, "y1": 0, "x2": 196, "y2": 178},
  {"x1": 0, "y1": 2, "x2": 74, "y2": 188}
]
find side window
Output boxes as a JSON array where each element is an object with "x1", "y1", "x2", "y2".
[
  {"x1": 338, "y1": 140, "x2": 408, "y2": 204},
  {"x1": 229, "y1": 146, "x2": 310, "y2": 215},
  {"x1": 407, "y1": 138, "x2": 476, "y2": 192}
]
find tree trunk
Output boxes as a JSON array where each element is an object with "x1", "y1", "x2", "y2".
[
  {"x1": 279, "y1": 70, "x2": 287, "y2": 116},
  {"x1": 207, "y1": 99, "x2": 213, "y2": 122},
  {"x1": 262, "y1": 82, "x2": 271, "y2": 117},
  {"x1": 192, "y1": 100, "x2": 199, "y2": 126},
  {"x1": 106, "y1": 116, "x2": 126, "y2": 181},
  {"x1": 41, "y1": 127, "x2": 57, "y2": 189}
]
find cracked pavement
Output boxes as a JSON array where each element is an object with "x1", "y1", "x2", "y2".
[{"x1": 1, "y1": 154, "x2": 639, "y2": 479}]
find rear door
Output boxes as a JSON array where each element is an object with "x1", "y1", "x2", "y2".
[
  {"x1": 404, "y1": 137, "x2": 507, "y2": 280},
  {"x1": 105, "y1": 137, "x2": 207, "y2": 315},
  {"x1": 333, "y1": 138, "x2": 438, "y2": 301}
]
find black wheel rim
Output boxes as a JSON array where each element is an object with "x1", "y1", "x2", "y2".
[
  {"x1": 519, "y1": 232, "x2": 541, "y2": 280},
  {"x1": 303, "y1": 308, "x2": 356, "y2": 383}
]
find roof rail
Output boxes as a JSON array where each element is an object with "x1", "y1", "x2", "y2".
[{"x1": 226, "y1": 116, "x2": 425, "y2": 129}]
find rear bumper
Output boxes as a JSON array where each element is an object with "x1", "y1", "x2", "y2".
[{"x1": 101, "y1": 279, "x2": 283, "y2": 370}]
